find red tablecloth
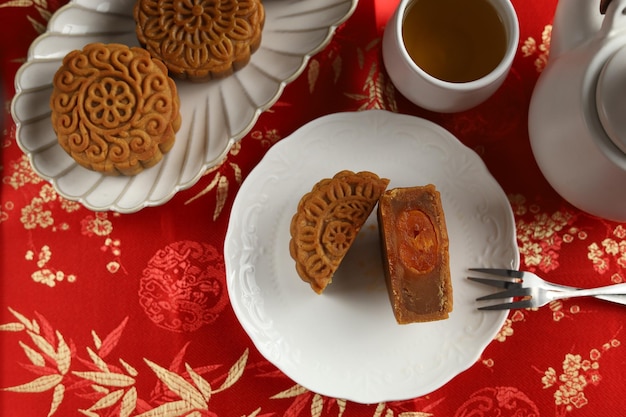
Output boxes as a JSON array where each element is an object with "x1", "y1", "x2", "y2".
[{"x1": 2, "y1": 0, "x2": 625, "y2": 416}]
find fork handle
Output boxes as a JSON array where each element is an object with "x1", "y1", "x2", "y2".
[{"x1": 550, "y1": 283, "x2": 626, "y2": 300}]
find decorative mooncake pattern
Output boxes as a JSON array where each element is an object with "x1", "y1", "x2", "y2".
[
  {"x1": 50, "y1": 43, "x2": 181, "y2": 176},
  {"x1": 134, "y1": 0, "x2": 265, "y2": 81},
  {"x1": 289, "y1": 170, "x2": 390, "y2": 294}
]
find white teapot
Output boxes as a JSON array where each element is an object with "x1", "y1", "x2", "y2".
[{"x1": 528, "y1": 0, "x2": 626, "y2": 221}]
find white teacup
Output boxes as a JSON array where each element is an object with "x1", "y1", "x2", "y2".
[{"x1": 382, "y1": 0, "x2": 520, "y2": 113}]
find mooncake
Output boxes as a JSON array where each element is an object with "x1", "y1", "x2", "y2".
[
  {"x1": 134, "y1": 0, "x2": 265, "y2": 82},
  {"x1": 50, "y1": 43, "x2": 181, "y2": 176},
  {"x1": 378, "y1": 185, "x2": 453, "y2": 323},
  {"x1": 289, "y1": 170, "x2": 390, "y2": 294}
]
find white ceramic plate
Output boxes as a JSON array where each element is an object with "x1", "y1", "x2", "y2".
[
  {"x1": 11, "y1": 0, "x2": 357, "y2": 213},
  {"x1": 225, "y1": 110, "x2": 519, "y2": 403}
]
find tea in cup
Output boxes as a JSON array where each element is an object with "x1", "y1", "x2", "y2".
[{"x1": 382, "y1": 0, "x2": 519, "y2": 113}]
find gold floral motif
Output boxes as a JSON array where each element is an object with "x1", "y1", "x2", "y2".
[
  {"x1": 587, "y1": 224, "x2": 626, "y2": 279},
  {"x1": 0, "y1": 200, "x2": 13, "y2": 223},
  {"x1": 509, "y1": 194, "x2": 576, "y2": 272},
  {"x1": 81, "y1": 213, "x2": 113, "y2": 237},
  {"x1": 540, "y1": 338, "x2": 621, "y2": 414},
  {"x1": 251, "y1": 128, "x2": 281, "y2": 148},
  {"x1": 1, "y1": 310, "x2": 251, "y2": 416},
  {"x1": 522, "y1": 25, "x2": 552, "y2": 72},
  {"x1": 25, "y1": 245, "x2": 77, "y2": 287},
  {"x1": 495, "y1": 318, "x2": 514, "y2": 342},
  {"x1": 4, "y1": 155, "x2": 43, "y2": 190}
]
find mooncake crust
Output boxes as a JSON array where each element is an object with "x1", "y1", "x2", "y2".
[
  {"x1": 134, "y1": 0, "x2": 265, "y2": 82},
  {"x1": 289, "y1": 170, "x2": 390, "y2": 294},
  {"x1": 50, "y1": 43, "x2": 181, "y2": 176}
]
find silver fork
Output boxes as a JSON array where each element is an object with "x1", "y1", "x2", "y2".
[{"x1": 468, "y1": 268, "x2": 626, "y2": 310}]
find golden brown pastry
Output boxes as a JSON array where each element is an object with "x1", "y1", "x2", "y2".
[
  {"x1": 378, "y1": 185, "x2": 453, "y2": 323},
  {"x1": 134, "y1": 0, "x2": 265, "y2": 82},
  {"x1": 50, "y1": 43, "x2": 181, "y2": 176},
  {"x1": 290, "y1": 171, "x2": 390, "y2": 294}
]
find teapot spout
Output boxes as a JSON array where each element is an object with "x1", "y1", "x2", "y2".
[{"x1": 550, "y1": 0, "x2": 604, "y2": 60}]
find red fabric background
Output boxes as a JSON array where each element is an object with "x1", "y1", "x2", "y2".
[{"x1": 2, "y1": 0, "x2": 625, "y2": 416}]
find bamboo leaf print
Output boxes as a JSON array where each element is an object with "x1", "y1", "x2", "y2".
[
  {"x1": 337, "y1": 398, "x2": 346, "y2": 416},
  {"x1": 54, "y1": 330, "x2": 71, "y2": 375},
  {"x1": 120, "y1": 387, "x2": 138, "y2": 417},
  {"x1": 119, "y1": 358, "x2": 138, "y2": 377},
  {"x1": 311, "y1": 393, "x2": 323, "y2": 417},
  {"x1": 213, "y1": 175, "x2": 229, "y2": 221},
  {"x1": 214, "y1": 348, "x2": 248, "y2": 393},
  {"x1": 86, "y1": 347, "x2": 110, "y2": 373},
  {"x1": 0, "y1": 1, "x2": 35, "y2": 7},
  {"x1": 27, "y1": 331, "x2": 56, "y2": 360},
  {"x1": 19, "y1": 340, "x2": 45, "y2": 366},
  {"x1": 332, "y1": 55, "x2": 342, "y2": 83},
  {"x1": 87, "y1": 389, "x2": 125, "y2": 415},
  {"x1": 308, "y1": 59, "x2": 320, "y2": 93},
  {"x1": 373, "y1": 402, "x2": 386, "y2": 417},
  {"x1": 271, "y1": 383, "x2": 309, "y2": 399},
  {"x1": 246, "y1": 407, "x2": 262, "y2": 417},
  {"x1": 72, "y1": 371, "x2": 135, "y2": 387},
  {"x1": 185, "y1": 363, "x2": 212, "y2": 402},
  {"x1": 35, "y1": 4, "x2": 51, "y2": 21},
  {"x1": 48, "y1": 383, "x2": 65, "y2": 417},
  {"x1": 144, "y1": 359, "x2": 206, "y2": 409},
  {"x1": 91, "y1": 330, "x2": 102, "y2": 350},
  {"x1": 98, "y1": 316, "x2": 129, "y2": 358},
  {"x1": 27, "y1": 14, "x2": 46, "y2": 33},
  {"x1": 230, "y1": 162, "x2": 242, "y2": 184},
  {"x1": 135, "y1": 399, "x2": 195, "y2": 417},
  {"x1": 8, "y1": 307, "x2": 36, "y2": 331},
  {"x1": 3, "y1": 374, "x2": 63, "y2": 393},
  {"x1": 0, "y1": 322, "x2": 26, "y2": 332}
]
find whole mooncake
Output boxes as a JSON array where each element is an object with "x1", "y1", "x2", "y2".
[
  {"x1": 289, "y1": 171, "x2": 390, "y2": 294},
  {"x1": 134, "y1": 0, "x2": 265, "y2": 82},
  {"x1": 50, "y1": 43, "x2": 181, "y2": 176}
]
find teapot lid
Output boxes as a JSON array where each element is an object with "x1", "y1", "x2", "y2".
[{"x1": 597, "y1": 44, "x2": 626, "y2": 154}]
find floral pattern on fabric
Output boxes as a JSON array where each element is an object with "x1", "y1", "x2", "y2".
[{"x1": 2, "y1": 0, "x2": 626, "y2": 415}]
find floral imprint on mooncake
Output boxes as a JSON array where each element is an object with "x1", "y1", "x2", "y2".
[
  {"x1": 289, "y1": 170, "x2": 390, "y2": 294},
  {"x1": 134, "y1": 0, "x2": 265, "y2": 81},
  {"x1": 50, "y1": 43, "x2": 181, "y2": 176},
  {"x1": 139, "y1": 240, "x2": 228, "y2": 332}
]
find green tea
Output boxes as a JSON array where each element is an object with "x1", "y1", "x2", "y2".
[{"x1": 402, "y1": 0, "x2": 508, "y2": 83}]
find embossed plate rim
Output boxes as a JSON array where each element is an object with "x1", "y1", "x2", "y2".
[
  {"x1": 225, "y1": 110, "x2": 520, "y2": 403},
  {"x1": 11, "y1": 0, "x2": 358, "y2": 213}
]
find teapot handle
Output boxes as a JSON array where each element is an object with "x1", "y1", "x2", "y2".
[{"x1": 600, "y1": 0, "x2": 626, "y2": 35}]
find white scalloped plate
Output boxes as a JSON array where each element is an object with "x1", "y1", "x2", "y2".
[
  {"x1": 225, "y1": 110, "x2": 519, "y2": 403},
  {"x1": 11, "y1": 0, "x2": 357, "y2": 213}
]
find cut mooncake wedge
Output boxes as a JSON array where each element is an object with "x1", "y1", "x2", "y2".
[
  {"x1": 289, "y1": 170, "x2": 390, "y2": 294},
  {"x1": 378, "y1": 185, "x2": 453, "y2": 323}
]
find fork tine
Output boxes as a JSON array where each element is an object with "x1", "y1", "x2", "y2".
[
  {"x1": 476, "y1": 287, "x2": 532, "y2": 301},
  {"x1": 478, "y1": 299, "x2": 535, "y2": 310},
  {"x1": 469, "y1": 268, "x2": 524, "y2": 279},
  {"x1": 467, "y1": 276, "x2": 521, "y2": 289}
]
